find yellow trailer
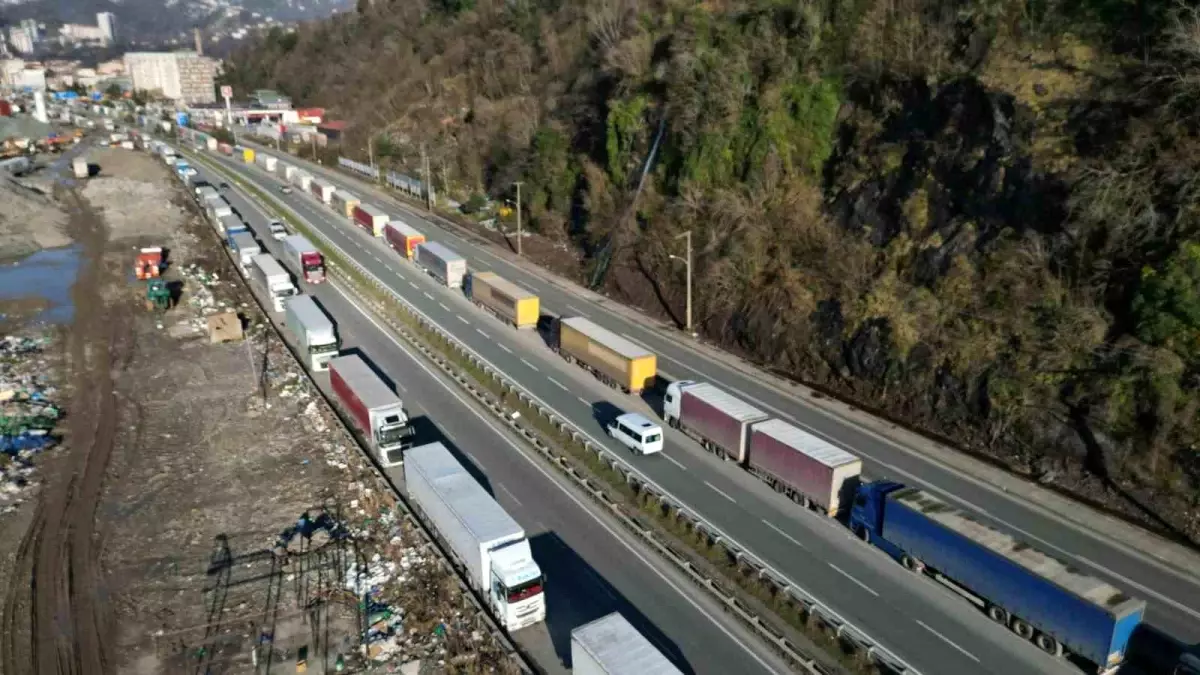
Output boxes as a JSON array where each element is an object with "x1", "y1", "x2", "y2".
[
  {"x1": 556, "y1": 316, "x2": 656, "y2": 394},
  {"x1": 242, "y1": 148, "x2": 255, "y2": 163},
  {"x1": 332, "y1": 190, "x2": 360, "y2": 218},
  {"x1": 469, "y1": 272, "x2": 539, "y2": 329}
]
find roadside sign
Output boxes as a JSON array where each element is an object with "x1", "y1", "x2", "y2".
[{"x1": 220, "y1": 85, "x2": 232, "y2": 99}]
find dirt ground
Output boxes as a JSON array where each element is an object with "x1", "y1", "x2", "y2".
[{"x1": 1, "y1": 140, "x2": 518, "y2": 675}]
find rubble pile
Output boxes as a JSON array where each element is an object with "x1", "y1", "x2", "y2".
[
  {"x1": 0, "y1": 334, "x2": 61, "y2": 513},
  {"x1": 166, "y1": 263, "x2": 251, "y2": 338}
]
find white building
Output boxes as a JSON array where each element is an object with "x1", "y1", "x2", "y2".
[
  {"x1": 124, "y1": 51, "x2": 217, "y2": 104},
  {"x1": 14, "y1": 67, "x2": 47, "y2": 91},
  {"x1": 97, "y1": 13, "x2": 116, "y2": 45},
  {"x1": 60, "y1": 24, "x2": 107, "y2": 43},
  {"x1": 8, "y1": 27, "x2": 33, "y2": 55}
]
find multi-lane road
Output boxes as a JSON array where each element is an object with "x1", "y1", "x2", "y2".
[
  {"x1": 194, "y1": 160, "x2": 796, "y2": 675},
  {"x1": 189, "y1": 143, "x2": 1129, "y2": 675}
]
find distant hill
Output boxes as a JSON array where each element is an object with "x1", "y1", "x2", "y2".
[{"x1": 0, "y1": 0, "x2": 352, "y2": 44}]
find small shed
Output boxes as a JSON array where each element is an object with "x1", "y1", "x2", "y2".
[{"x1": 206, "y1": 311, "x2": 243, "y2": 344}]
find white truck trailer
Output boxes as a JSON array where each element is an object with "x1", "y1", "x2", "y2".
[
  {"x1": 284, "y1": 295, "x2": 339, "y2": 370},
  {"x1": 328, "y1": 354, "x2": 412, "y2": 464},
  {"x1": 249, "y1": 254, "x2": 297, "y2": 313},
  {"x1": 255, "y1": 154, "x2": 277, "y2": 172},
  {"x1": 571, "y1": 613, "x2": 682, "y2": 675},
  {"x1": 228, "y1": 232, "x2": 260, "y2": 272},
  {"x1": 414, "y1": 241, "x2": 467, "y2": 289},
  {"x1": 404, "y1": 442, "x2": 546, "y2": 631}
]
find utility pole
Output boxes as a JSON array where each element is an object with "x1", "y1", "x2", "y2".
[
  {"x1": 309, "y1": 133, "x2": 316, "y2": 162},
  {"x1": 420, "y1": 143, "x2": 431, "y2": 211},
  {"x1": 670, "y1": 230, "x2": 693, "y2": 336},
  {"x1": 514, "y1": 181, "x2": 523, "y2": 256}
]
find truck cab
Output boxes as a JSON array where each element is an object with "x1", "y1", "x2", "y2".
[
  {"x1": 489, "y1": 543, "x2": 546, "y2": 631},
  {"x1": 662, "y1": 380, "x2": 693, "y2": 426},
  {"x1": 374, "y1": 410, "x2": 412, "y2": 452},
  {"x1": 849, "y1": 480, "x2": 904, "y2": 551}
]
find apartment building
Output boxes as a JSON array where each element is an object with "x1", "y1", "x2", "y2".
[{"x1": 125, "y1": 51, "x2": 217, "y2": 104}]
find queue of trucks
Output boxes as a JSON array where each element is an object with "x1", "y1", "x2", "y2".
[{"x1": 214, "y1": 142, "x2": 1154, "y2": 673}]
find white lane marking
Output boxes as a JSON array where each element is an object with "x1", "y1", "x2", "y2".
[
  {"x1": 1077, "y1": 556, "x2": 1200, "y2": 621},
  {"x1": 547, "y1": 377, "x2": 568, "y2": 392},
  {"x1": 704, "y1": 481, "x2": 737, "y2": 504},
  {"x1": 566, "y1": 304, "x2": 591, "y2": 318},
  {"x1": 663, "y1": 455, "x2": 687, "y2": 471},
  {"x1": 620, "y1": 332, "x2": 653, "y2": 350},
  {"x1": 324, "y1": 282, "x2": 783, "y2": 672},
  {"x1": 373, "y1": 255, "x2": 383, "y2": 262},
  {"x1": 408, "y1": 281, "x2": 419, "y2": 290},
  {"x1": 763, "y1": 520, "x2": 807, "y2": 550},
  {"x1": 916, "y1": 620, "x2": 979, "y2": 663},
  {"x1": 577, "y1": 396, "x2": 590, "y2": 406},
  {"x1": 423, "y1": 292, "x2": 434, "y2": 300},
  {"x1": 828, "y1": 564, "x2": 879, "y2": 597},
  {"x1": 476, "y1": 328, "x2": 489, "y2": 338},
  {"x1": 456, "y1": 315, "x2": 469, "y2": 325},
  {"x1": 498, "y1": 344, "x2": 513, "y2": 354},
  {"x1": 438, "y1": 303, "x2": 450, "y2": 312},
  {"x1": 520, "y1": 358, "x2": 539, "y2": 372},
  {"x1": 514, "y1": 280, "x2": 538, "y2": 294},
  {"x1": 498, "y1": 483, "x2": 524, "y2": 508},
  {"x1": 443, "y1": 429, "x2": 458, "y2": 442}
]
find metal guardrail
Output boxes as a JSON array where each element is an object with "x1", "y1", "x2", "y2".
[
  {"x1": 179, "y1": 145, "x2": 535, "y2": 674},
  {"x1": 199, "y1": 144, "x2": 922, "y2": 675}
]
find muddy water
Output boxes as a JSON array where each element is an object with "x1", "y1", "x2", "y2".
[{"x1": 0, "y1": 244, "x2": 82, "y2": 324}]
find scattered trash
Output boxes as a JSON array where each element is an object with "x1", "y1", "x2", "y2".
[{"x1": 0, "y1": 333, "x2": 62, "y2": 513}]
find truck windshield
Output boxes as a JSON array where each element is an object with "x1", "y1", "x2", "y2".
[
  {"x1": 506, "y1": 577, "x2": 544, "y2": 603},
  {"x1": 377, "y1": 425, "x2": 408, "y2": 446},
  {"x1": 309, "y1": 341, "x2": 338, "y2": 355},
  {"x1": 304, "y1": 263, "x2": 323, "y2": 273}
]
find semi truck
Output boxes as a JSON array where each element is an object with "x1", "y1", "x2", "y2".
[
  {"x1": 284, "y1": 295, "x2": 339, "y2": 370},
  {"x1": 281, "y1": 164, "x2": 297, "y2": 182},
  {"x1": 291, "y1": 171, "x2": 313, "y2": 192},
  {"x1": 467, "y1": 272, "x2": 539, "y2": 329},
  {"x1": 217, "y1": 213, "x2": 243, "y2": 235},
  {"x1": 850, "y1": 482, "x2": 1145, "y2": 672},
  {"x1": 310, "y1": 178, "x2": 334, "y2": 204},
  {"x1": 663, "y1": 381, "x2": 767, "y2": 463},
  {"x1": 384, "y1": 220, "x2": 425, "y2": 260},
  {"x1": 746, "y1": 419, "x2": 862, "y2": 515},
  {"x1": 414, "y1": 241, "x2": 467, "y2": 288},
  {"x1": 353, "y1": 203, "x2": 389, "y2": 237},
  {"x1": 242, "y1": 148, "x2": 255, "y2": 163},
  {"x1": 404, "y1": 441, "x2": 546, "y2": 631},
  {"x1": 332, "y1": 190, "x2": 360, "y2": 219},
  {"x1": 554, "y1": 316, "x2": 656, "y2": 394},
  {"x1": 256, "y1": 154, "x2": 277, "y2": 172},
  {"x1": 207, "y1": 198, "x2": 233, "y2": 224},
  {"x1": 570, "y1": 613, "x2": 682, "y2": 675},
  {"x1": 282, "y1": 234, "x2": 326, "y2": 284},
  {"x1": 327, "y1": 354, "x2": 412, "y2": 463},
  {"x1": 249, "y1": 254, "x2": 297, "y2": 313},
  {"x1": 228, "y1": 232, "x2": 260, "y2": 271}
]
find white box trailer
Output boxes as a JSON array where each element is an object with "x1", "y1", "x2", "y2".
[
  {"x1": 310, "y1": 178, "x2": 334, "y2": 204},
  {"x1": 281, "y1": 163, "x2": 296, "y2": 181},
  {"x1": 217, "y1": 213, "x2": 242, "y2": 235},
  {"x1": 256, "y1": 154, "x2": 277, "y2": 172},
  {"x1": 250, "y1": 254, "x2": 297, "y2": 313},
  {"x1": 228, "y1": 232, "x2": 260, "y2": 271},
  {"x1": 207, "y1": 198, "x2": 233, "y2": 223},
  {"x1": 404, "y1": 442, "x2": 546, "y2": 631},
  {"x1": 414, "y1": 241, "x2": 467, "y2": 289},
  {"x1": 284, "y1": 295, "x2": 339, "y2": 370},
  {"x1": 571, "y1": 613, "x2": 682, "y2": 675},
  {"x1": 291, "y1": 171, "x2": 313, "y2": 191}
]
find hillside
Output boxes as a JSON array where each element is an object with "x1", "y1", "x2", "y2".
[{"x1": 220, "y1": 0, "x2": 1200, "y2": 540}]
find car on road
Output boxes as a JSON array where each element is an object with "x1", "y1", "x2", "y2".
[
  {"x1": 279, "y1": 185, "x2": 293, "y2": 194},
  {"x1": 269, "y1": 220, "x2": 288, "y2": 241},
  {"x1": 607, "y1": 413, "x2": 664, "y2": 455},
  {"x1": 219, "y1": 181, "x2": 230, "y2": 190}
]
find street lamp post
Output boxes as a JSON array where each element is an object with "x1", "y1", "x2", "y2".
[
  {"x1": 669, "y1": 230, "x2": 694, "y2": 336},
  {"x1": 514, "y1": 181, "x2": 524, "y2": 256}
]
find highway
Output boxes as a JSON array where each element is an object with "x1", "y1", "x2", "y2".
[
  {"x1": 195, "y1": 147, "x2": 1094, "y2": 675},
  {"x1": 239, "y1": 140, "x2": 1200, "y2": 642},
  {"x1": 195, "y1": 162, "x2": 793, "y2": 675}
]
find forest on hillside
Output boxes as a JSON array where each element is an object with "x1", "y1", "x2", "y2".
[{"x1": 220, "y1": 0, "x2": 1200, "y2": 539}]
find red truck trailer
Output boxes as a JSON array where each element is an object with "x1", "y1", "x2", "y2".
[
  {"x1": 746, "y1": 418, "x2": 862, "y2": 516},
  {"x1": 353, "y1": 203, "x2": 389, "y2": 237},
  {"x1": 328, "y1": 354, "x2": 412, "y2": 463},
  {"x1": 663, "y1": 380, "x2": 768, "y2": 463},
  {"x1": 384, "y1": 220, "x2": 425, "y2": 259}
]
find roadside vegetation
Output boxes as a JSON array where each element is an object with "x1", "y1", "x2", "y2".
[{"x1": 220, "y1": 0, "x2": 1200, "y2": 540}]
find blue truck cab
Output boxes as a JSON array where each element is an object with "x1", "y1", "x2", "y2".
[
  {"x1": 225, "y1": 223, "x2": 249, "y2": 249},
  {"x1": 851, "y1": 481, "x2": 1145, "y2": 674}
]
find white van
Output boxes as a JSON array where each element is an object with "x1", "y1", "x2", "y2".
[{"x1": 607, "y1": 413, "x2": 664, "y2": 455}]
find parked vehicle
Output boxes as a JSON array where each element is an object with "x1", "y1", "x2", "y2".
[
  {"x1": 353, "y1": 203, "x2": 389, "y2": 237},
  {"x1": 327, "y1": 354, "x2": 412, "y2": 463},
  {"x1": 404, "y1": 441, "x2": 546, "y2": 631},
  {"x1": 280, "y1": 185, "x2": 293, "y2": 194},
  {"x1": 284, "y1": 295, "x2": 339, "y2": 370},
  {"x1": 384, "y1": 220, "x2": 425, "y2": 260},
  {"x1": 310, "y1": 178, "x2": 334, "y2": 204},
  {"x1": 269, "y1": 220, "x2": 288, "y2": 241},
  {"x1": 133, "y1": 247, "x2": 164, "y2": 280},
  {"x1": 332, "y1": 190, "x2": 360, "y2": 219},
  {"x1": 554, "y1": 316, "x2": 656, "y2": 394},
  {"x1": 414, "y1": 241, "x2": 467, "y2": 288},
  {"x1": 249, "y1": 253, "x2": 297, "y2": 313},
  {"x1": 291, "y1": 171, "x2": 312, "y2": 192},
  {"x1": 571, "y1": 613, "x2": 682, "y2": 675},
  {"x1": 228, "y1": 232, "x2": 260, "y2": 271},
  {"x1": 467, "y1": 272, "x2": 539, "y2": 329},
  {"x1": 242, "y1": 148, "x2": 255, "y2": 163},
  {"x1": 663, "y1": 381, "x2": 767, "y2": 463},
  {"x1": 746, "y1": 419, "x2": 862, "y2": 515},
  {"x1": 223, "y1": 219, "x2": 249, "y2": 248},
  {"x1": 282, "y1": 234, "x2": 325, "y2": 284},
  {"x1": 206, "y1": 197, "x2": 233, "y2": 224},
  {"x1": 606, "y1": 413, "x2": 663, "y2": 455},
  {"x1": 281, "y1": 164, "x2": 296, "y2": 181},
  {"x1": 217, "y1": 213, "x2": 243, "y2": 235},
  {"x1": 851, "y1": 481, "x2": 1145, "y2": 672}
]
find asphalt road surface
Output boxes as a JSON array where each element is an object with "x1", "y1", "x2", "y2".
[
  {"x1": 237, "y1": 140, "x2": 1200, "y2": 645},
  {"x1": 198, "y1": 163, "x2": 794, "y2": 675},
  {"x1": 191, "y1": 149, "x2": 1104, "y2": 675}
]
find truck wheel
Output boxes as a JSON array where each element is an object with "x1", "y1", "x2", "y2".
[
  {"x1": 797, "y1": 494, "x2": 812, "y2": 510},
  {"x1": 1034, "y1": 632, "x2": 1063, "y2": 657},
  {"x1": 856, "y1": 527, "x2": 870, "y2": 544},
  {"x1": 985, "y1": 604, "x2": 1008, "y2": 625},
  {"x1": 901, "y1": 555, "x2": 925, "y2": 574},
  {"x1": 1011, "y1": 618, "x2": 1035, "y2": 640}
]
